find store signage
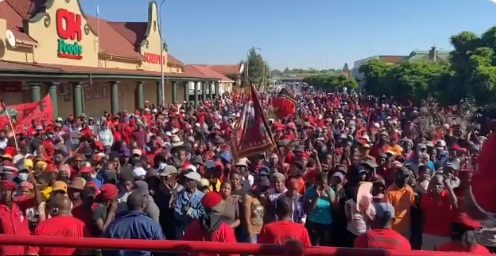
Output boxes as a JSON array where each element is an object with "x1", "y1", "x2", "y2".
[
  {"x1": 144, "y1": 52, "x2": 165, "y2": 64},
  {"x1": 56, "y1": 9, "x2": 83, "y2": 60}
]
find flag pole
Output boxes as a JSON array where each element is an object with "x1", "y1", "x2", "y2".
[
  {"x1": 0, "y1": 100, "x2": 19, "y2": 151},
  {"x1": 7, "y1": 113, "x2": 19, "y2": 151}
]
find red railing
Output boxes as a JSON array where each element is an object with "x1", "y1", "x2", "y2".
[{"x1": 0, "y1": 235, "x2": 490, "y2": 256}]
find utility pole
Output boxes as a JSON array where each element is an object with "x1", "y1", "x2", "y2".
[{"x1": 159, "y1": 0, "x2": 166, "y2": 106}]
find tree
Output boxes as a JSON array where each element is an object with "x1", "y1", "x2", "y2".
[
  {"x1": 388, "y1": 60, "x2": 449, "y2": 102},
  {"x1": 358, "y1": 59, "x2": 393, "y2": 96},
  {"x1": 356, "y1": 25, "x2": 496, "y2": 107},
  {"x1": 241, "y1": 48, "x2": 270, "y2": 88},
  {"x1": 343, "y1": 63, "x2": 350, "y2": 72},
  {"x1": 303, "y1": 74, "x2": 358, "y2": 91}
]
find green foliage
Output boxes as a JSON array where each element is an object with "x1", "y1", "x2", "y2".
[
  {"x1": 359, "y1": 25, "x2": 496, "y2": 106},
  {"x1": 241, "y1": 48, "x2": 270, "y2": 88},
  {"x1": 280, "y1": 68, "x2": 342, "y2": 76},
  {"x1": 343, "y1": 63, "x2": 350, "y2": 72},
  {"x1": 303, "y1": 74, "x2": 358, "y2": 91}
]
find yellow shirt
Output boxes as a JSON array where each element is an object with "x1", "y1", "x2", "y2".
[
  {"x1": 386, "y1": 184, "x2": 415, "y2": 234},
  {"x1": 208, "y1": 179, "x2": 221, "y2": 192}
]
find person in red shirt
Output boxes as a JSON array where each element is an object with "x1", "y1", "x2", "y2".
[
  {"x1": 27, "y1": 194, "x2": 91, "y2": 255},
  {"x1": 420, "y1": 174, "x2": 453, "y2": 250},
  {"x1": 258, "y1": 196, "x2": 311, "y2": 246},
  {"x1": 437, "y1": 222, "x2": 490, "y2": 254},
  {"x1": 354, "y1": 202, "x2": 411, "y2": 250},
  {"x1": 0, "y1": 180, "x2": 31, "y2": 255},
  {"x1": 183, "y1": 191, "x2": 238, "y2": 256}
]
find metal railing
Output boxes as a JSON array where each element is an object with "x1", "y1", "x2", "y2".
[{"x1": 0, "y1": 235, "x2": 490, "y2": 256}]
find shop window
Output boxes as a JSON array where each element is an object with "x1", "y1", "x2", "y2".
[
  {"x1": 0, "y1": 82, "x2": 22, "y2": 93},
  {"x1": 57, "y1": 83, "x2": 70, "y2": 96},
  {"x1": 119, "y1": 85, "x2": 128, "y2": 97},
  {"x1": 93, "y1": 84, "x2": 101, "y2": 99},
  {"x1": 63, "y1": 85, "x2": 72, "y2": 102},
  {"x1": 101, "y1": 84, "x2": 109, "y2": 98},
  {"x1": 84, "y1": 85, "x2": 91, "y2": 100}
]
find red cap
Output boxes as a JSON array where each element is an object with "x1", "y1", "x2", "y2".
[
  {"x1": 201, "y1": 191, "x2": 222, "y2": 209},
  {"x1": 79, "y1": 167, "x2": 93, "y2": 173}
]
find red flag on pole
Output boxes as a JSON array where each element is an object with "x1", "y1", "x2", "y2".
[
  {"x1": 235, "y1": 83, "x2": 275, "y2": 158},
  {"x1": 271, "y1": 88, "x2": 297, "y2": 119}
]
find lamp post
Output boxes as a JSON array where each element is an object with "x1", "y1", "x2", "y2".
[{"x1": 159, "y1": 0, "x2": 166, "y2": 106}]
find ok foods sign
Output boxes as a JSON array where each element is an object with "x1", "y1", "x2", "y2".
[{"x1": 56, "y1": 9, "x2": 83, "y2": 60}]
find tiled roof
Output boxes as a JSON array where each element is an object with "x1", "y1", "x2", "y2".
[
  {"x1": 109, "y1": 22, "x2": 185, "y2": 68},
  {"x1": 0, "y1": 1, "x2": 37, "y2": 44},
  {"x1": 184, "y1": 65, "x2": 211, "y2": 79},
  {"x1": 195, "y1": 64, "x2": 242, "y2": 75},
  {"x1": 378, "y1": 55, "x2": 406, "y2": 64},
  {"x1": 86, "y1": 16, "x2": 143, "y2": 60},
  {"x1": 167, "y1": 53, "x2": 184, "y2": 66},
  {"x1": 108, "y1": 22, "x2": 147, "y2": 47},
  {"x1": 189, "y1": 65, "x2": 234, "y2": 82},
  {"x1": 5, "y1": 0, "x2": 46, "y2": 19},
  {"x1": 0, "y1": 60, "x2": 59, "y2": 71}
]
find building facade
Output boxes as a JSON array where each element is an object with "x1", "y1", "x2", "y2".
[{"x1": 0, "y1": 0, "x2": 238, "y2": 118}]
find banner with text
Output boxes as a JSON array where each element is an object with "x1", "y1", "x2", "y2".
[{"x1": 0, "y1": 95, "x2": 53, "y2": 132}]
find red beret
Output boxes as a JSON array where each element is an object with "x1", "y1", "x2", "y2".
[
  {"x1": 201, "y1": 191, "x2": 222, "y2": 209},
  {"x1": 100, "y1": 184, "x2": 118, "y2": 201}
]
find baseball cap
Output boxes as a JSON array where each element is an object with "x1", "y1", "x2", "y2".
[
  {"x1": 132, "y1": 167, "x2": 146, "y2": 178},
  {"x1": 132, "y1": 149, "x2": 142, "y2": 156},
  {"x1": 159, "y1": 165, "x2": 178, "y2": 177},
  {"x1": 373, "y1": 202, "x2": 395, "y2": 220},
  {"x1": 184, "y1": 171, "x2": 201, "y2": 182},
  {"x1": 52, "y1": 181, "x2": 68, "y2": 193},
  {"x1": 332, "y1": 172, "x2": 345, "y2": 182}
]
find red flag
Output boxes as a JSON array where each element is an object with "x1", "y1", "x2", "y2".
[
  {"x1": 235, "y1": 84, "x2": 274, "y2": 158},
  {"x1": 271, "y1": 88, "x2": 297, "y2": 119}
]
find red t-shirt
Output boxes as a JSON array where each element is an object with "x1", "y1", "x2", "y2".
[
  {"x1": 420, "y1": 190, "x2": 452, "y2": 236},
  {"x1": 0, "y1": 202, "x2": 31, "y2": 255},
  {"x1": 437, "y1": 242, "x2": 490, "y2": 254},
  {"x1": 258, "y1": 220, "x2": 311, "y2": 247},
  {"x1": 354, "y1": 228, "x2": 411, "y2": 250},
  {"x1": 28, "y1": 215, "x2": 90, "y2": 255}
]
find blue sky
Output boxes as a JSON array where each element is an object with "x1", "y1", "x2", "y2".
[{"x1": 80, "y1": 0, "x2": 496, "y2": 70}]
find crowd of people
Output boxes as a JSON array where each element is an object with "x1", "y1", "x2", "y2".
[{"x1": 0, "y1": 85, "x2": 494, "y2": 256}]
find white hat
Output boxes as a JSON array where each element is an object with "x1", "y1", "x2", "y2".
[
  {"x1": 132, "y1": 149, "x2": 142, "y2": 156},
  {"x1": 171, "y1": 135, "x2": 183, "y2": 147},
  {"x1": 184, "y1": 171, "x2": 201, "y2": 182},
  {"x1": 132, "y1": 167, "x2": 146, "y2": 178},
  {"x1": 235, "y1": 158, "x2": 249, "y2": 167}
]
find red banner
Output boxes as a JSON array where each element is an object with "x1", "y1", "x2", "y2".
[
  {"x1": 235, "y1": 84, "x2": 274, "y2": 158},
  {"x1": 0, "y1": 95, "x2": 53, "y2": 132}
]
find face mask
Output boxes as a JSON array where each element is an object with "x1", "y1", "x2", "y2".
[{"x1": 18, "y1": 173, "x2": 29, "y2": 182}]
